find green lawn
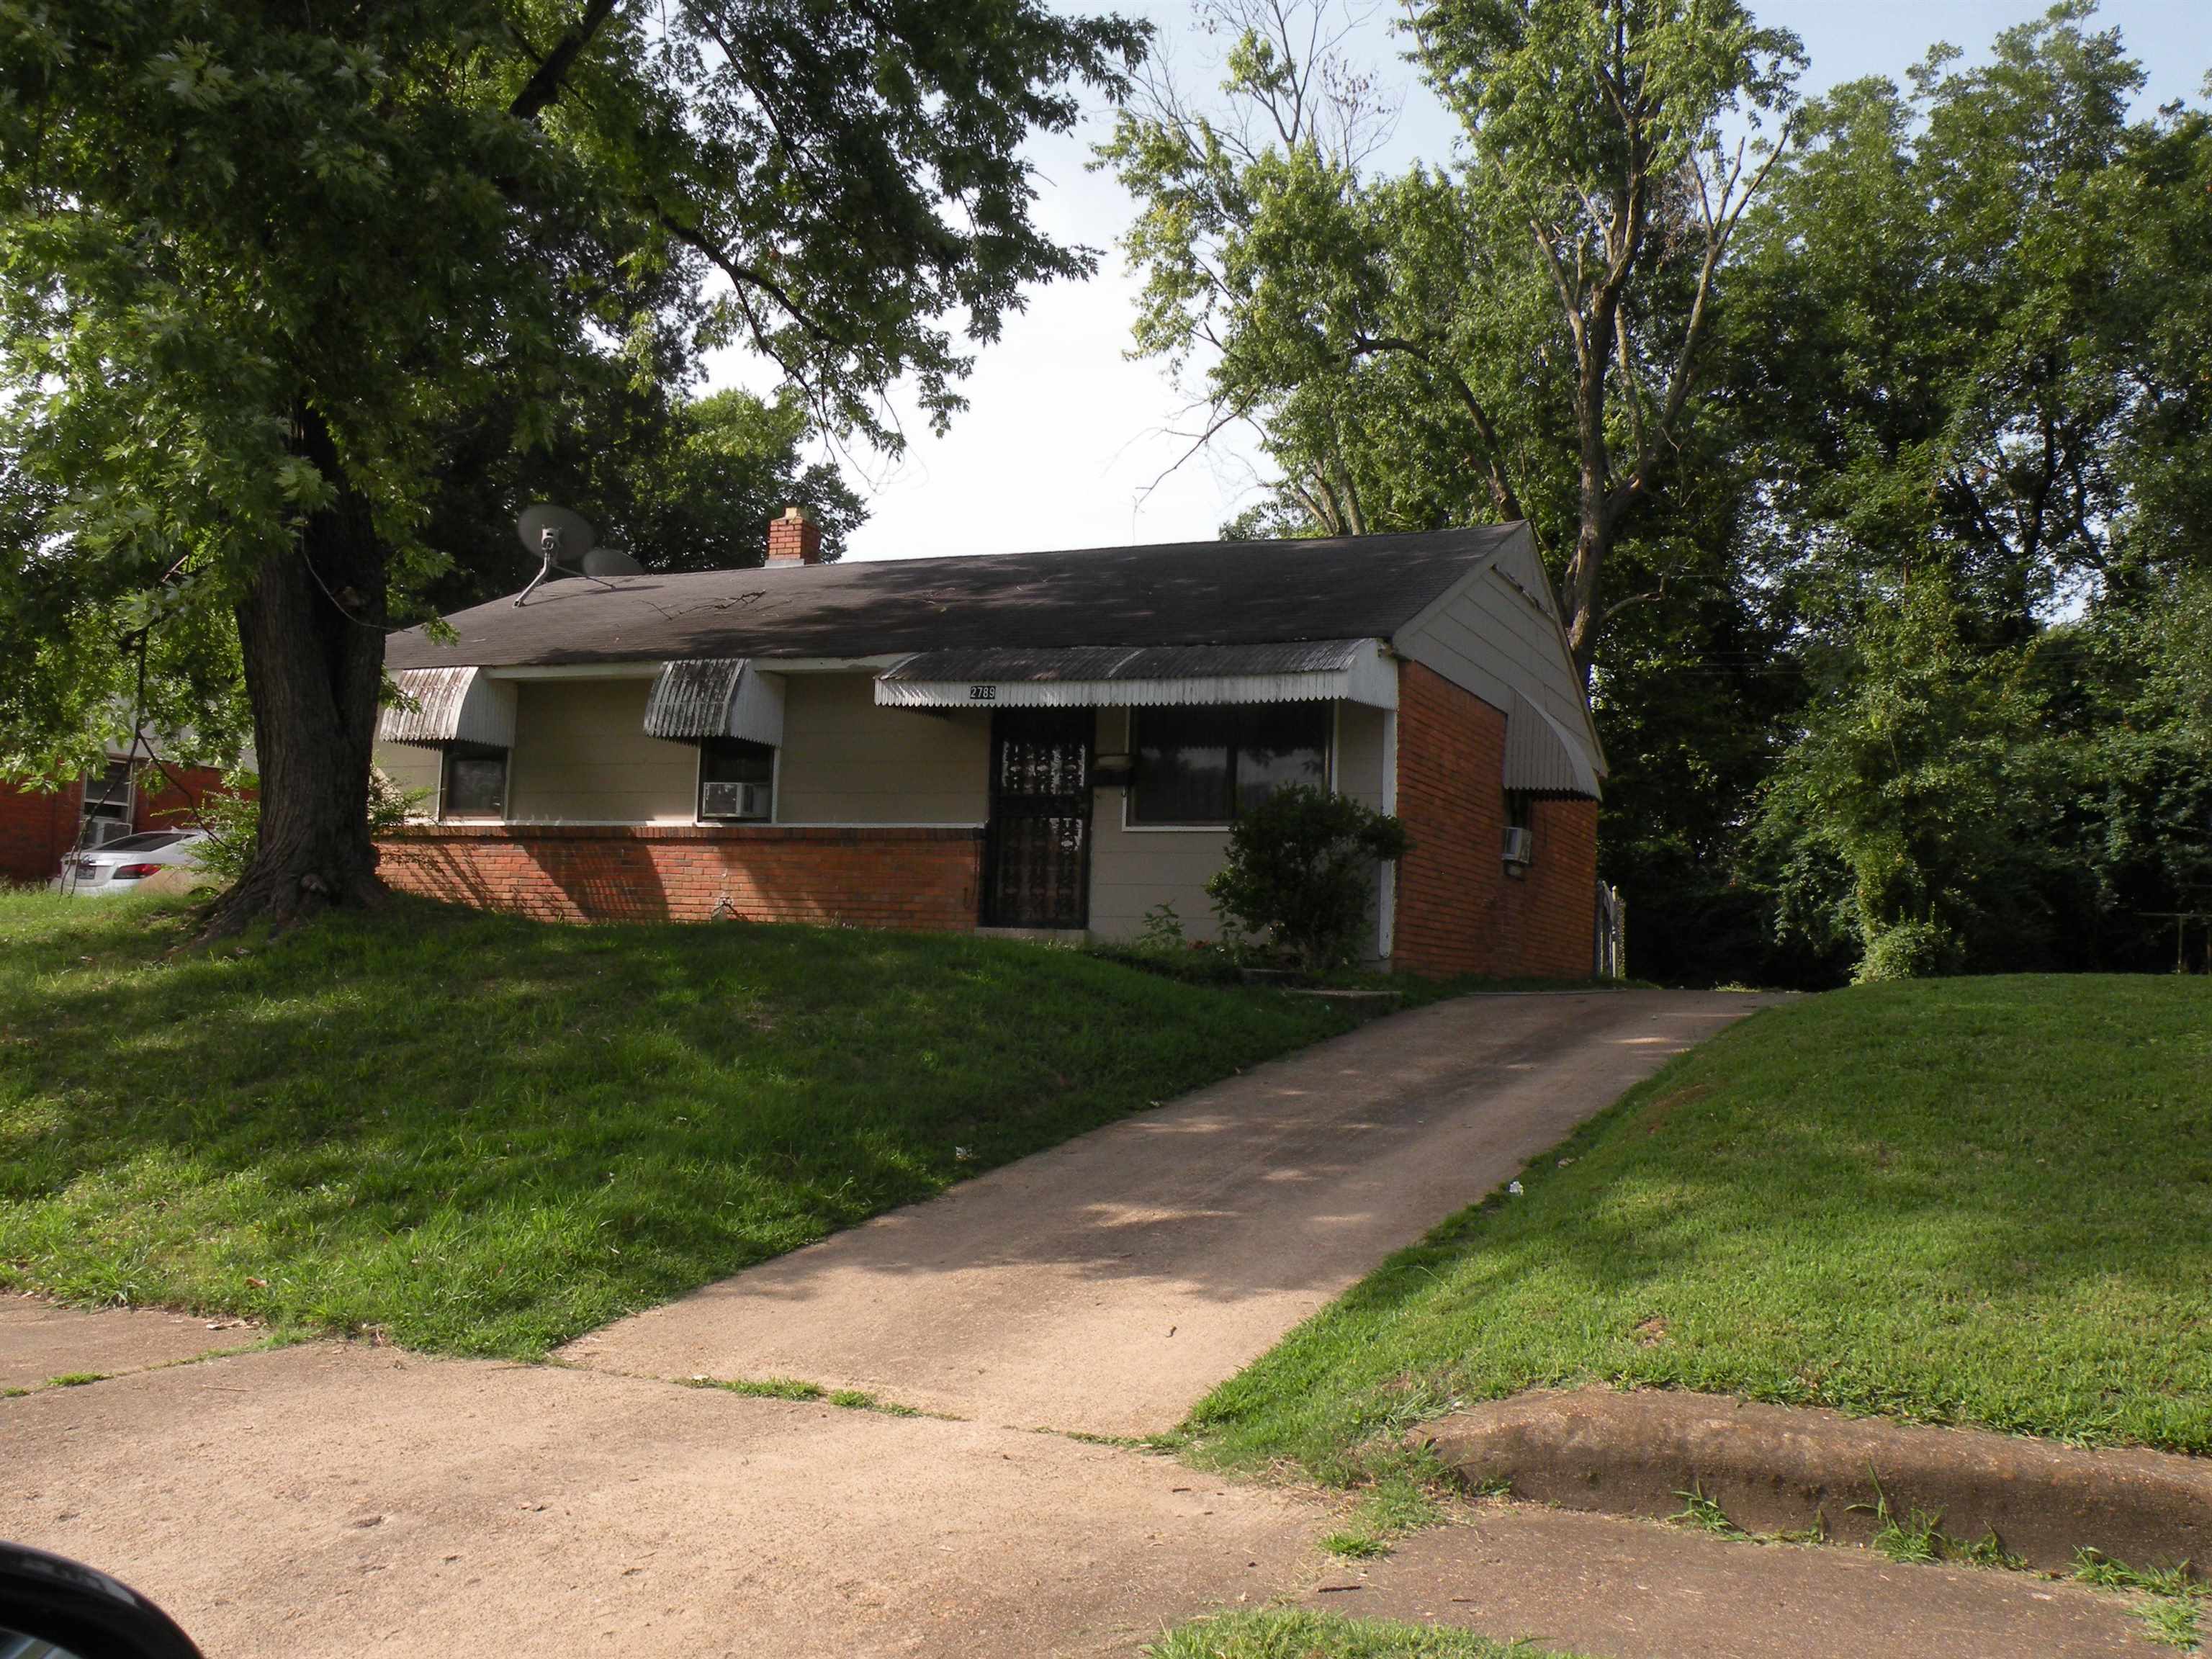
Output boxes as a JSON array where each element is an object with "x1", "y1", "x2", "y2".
[
  {"x1": 0, "y1": 891, "x2": 1370, "y2": 1357},
  {"x1": 1148, "y1": 1611, "x2": 1588, "y2": 1658},
  {"x1": 1180, "y1": 976, "x2": 2212, "y2": 1483}
]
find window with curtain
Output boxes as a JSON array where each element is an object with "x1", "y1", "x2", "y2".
[{"x1": 1129, "y1": 704, "x2": 1328, "y2": 825}]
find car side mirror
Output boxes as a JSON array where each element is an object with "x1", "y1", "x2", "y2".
[{"x1": 0, "y1": 1542, "x2": 202, "y2": 1659}]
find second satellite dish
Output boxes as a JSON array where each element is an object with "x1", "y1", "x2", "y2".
[{"x1": 582, "y1": 547, "x2": 644, "y2": 577}]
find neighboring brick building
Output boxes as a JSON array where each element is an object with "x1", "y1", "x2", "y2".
[
  {"x1": 374, "y1": 517, "x2": 1613, "y2": 977},
  {"x1": 0, "y1": 757, "x2": 233, "y2": 888}
]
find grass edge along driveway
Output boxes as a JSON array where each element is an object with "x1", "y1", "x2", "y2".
[
  {"x1": 0, "y1": 891, "x2": 1434, "y2": 1359},
  {"x1": 1175, "y1": 974, "x2": 2212, "y2": 1486}
]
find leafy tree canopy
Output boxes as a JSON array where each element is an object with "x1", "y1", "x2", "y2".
[{"x1": 0, "y1": 0, "x2": 1144, "y2": 927}]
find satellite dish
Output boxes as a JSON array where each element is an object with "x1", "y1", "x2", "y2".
[
  {"x1": 513, "y1": 503, "x2": 644, "y2": 605},
  {"x1": 516, "y1": 503, "x2": 595, "y2": 559},
  {"x1": 581, "y1": 546, "x2": 644, "y2": 578}
]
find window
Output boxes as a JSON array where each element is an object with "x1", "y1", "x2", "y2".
[
  {"x1": 81, "y1": 759, "x2": 132, "y2": 823},
  {"x1": 1130, "y1": 704, "x2": 1328, "y2": 826},
  {"x1": 698, "y1": 737, "x2": 775, "y2": 822},
  {"x1": 442, "y1": 742, "x2": 508, "y2": 819}
]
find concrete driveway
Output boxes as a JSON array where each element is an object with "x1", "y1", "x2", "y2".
[
  {"x1": 6, "y1": 988, "x2": 2144, "y2": 1658},
  {"x1": 559, "y1": 990, "x2": 1771, "y2": 1433}
]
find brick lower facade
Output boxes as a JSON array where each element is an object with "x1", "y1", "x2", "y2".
[
  {"x1": 1391, "y1": 662, "x2": 1599, "y2": 979},
  {"x1": 377, "y1": 823, "x2": 984, "y2": 930}
]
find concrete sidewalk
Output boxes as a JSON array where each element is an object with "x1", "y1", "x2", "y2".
[{"x1": 560, "y1": 991, "x2": 1776, "y2": 1433}]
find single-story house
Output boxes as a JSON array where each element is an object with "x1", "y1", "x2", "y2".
[{"x1": 373, "y1": 515, "x2": 1608, "y2": 978}]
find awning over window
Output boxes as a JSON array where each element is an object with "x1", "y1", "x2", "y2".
[
  {"x1": 377, "y1": 666, "x2": 516, "y2": 748},
  {"x1": 642, "y1": 657, "x2": 786, "y2": 746},
  {"x1": 1503, "y1": 691, "x2": 1602, "y2": 799},
  {"x1": 873, "y1": 638, "x2": 1399, "y2": 711}
]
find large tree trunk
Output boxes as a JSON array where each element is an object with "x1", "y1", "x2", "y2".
[{"x1": 203, "y1": 409, "x2": 390, "y2": 935}]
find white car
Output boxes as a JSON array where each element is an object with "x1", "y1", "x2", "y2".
[{"x1": 63, "y1": 829, "x2": 212, "y2": 896}]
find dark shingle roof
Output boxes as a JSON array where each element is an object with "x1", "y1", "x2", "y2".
[{"x1": 383, "y1": 528, "x2": 1516, "y2": 670}]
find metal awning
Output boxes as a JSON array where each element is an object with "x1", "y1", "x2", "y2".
[
  {"x1": 1503, "y1": 691, "x2": 1601, "y2": 798},
  {"x1": 377, "y1": 666, "x2": 517, "y2": 747},
  {"x1": 642, "y1": 657, "x2": 786, "y2": 745},
  {"x1": 874, "y1": 638, "x2": 1399, "y2": 711}
]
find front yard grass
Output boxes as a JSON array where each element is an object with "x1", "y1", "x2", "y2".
[
  {"x1": 1147, "y1": 1610, "x2": 1590, "y2": 1658},
  {"x1": 1178, "y1": 976, "x2": 2212, "y2": 1483},
  {"x1": 0, "y1": 890, "x2": 1372, "y2": 1358}
]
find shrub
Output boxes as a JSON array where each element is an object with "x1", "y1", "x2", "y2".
[
  {"x1": 189, "y1": 768, "x2": 421, "y2": 888},
  {"x1": 1854, "y1": 917, "x2": 1961, "y2": 983},
  {"x1": 1205, "y1": 784, "x2": 1410, "y2": 972}
]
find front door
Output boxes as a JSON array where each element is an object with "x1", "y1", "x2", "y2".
[{"x1": 981, "y1": 709, "x2": 1092, "y2": 929}]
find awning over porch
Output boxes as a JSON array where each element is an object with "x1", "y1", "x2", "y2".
[
  {"x1": 641, "y1": 657, "x2": 786, "y2": 745},
  {"x1": 1503, "y1": 691, "x2": 1602, "y2": 798},
  {"x1": 377, "y1": 666, "x2": 517, "y2": 747},
  {"x1": 873, "y1": 638, "x2": 1399, "y2": 711}
]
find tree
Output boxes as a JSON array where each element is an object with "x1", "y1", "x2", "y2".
[
  {"x1": 0, "y1": 0, "x2": 1143, "y2": 930},
  {"x1": 422, "y1": 386, "x2": 867, "y2": 609},
  {"x1": 1731, "y1": 6, "x2": 2212, "y2": 979},
  {"x1": 1105, "y1": 0, "x2": 1801, "y2": 680}
]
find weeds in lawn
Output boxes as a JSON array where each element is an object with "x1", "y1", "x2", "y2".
[
  {"x1": 1854, "y1": 1478, "x2": 2026, "y2": 1572},
  {"x1": 1319, "y1": 1458, "x2": 1447, "y2": 1560},
  {"x1": 1146, "y1": 1609, "x2": 1591, "y2": 1658},
  {"x1": 681, "y1": 1375, "x2": 931, "y2": 1418},
  {"x1": 1863, "y1": 1485, "x2": 1945, "y2": 1565},
  {"x1": 1670, "y1": 1482, "x2": 1744, "y2": 1539},
  {"x1": 2074, "y1": 1551, "x2": 2206, "y2": 1650}
]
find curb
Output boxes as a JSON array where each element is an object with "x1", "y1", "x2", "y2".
[{"x1": 1413, "y1": 1388, "x2": 2212, "y2": 1574}]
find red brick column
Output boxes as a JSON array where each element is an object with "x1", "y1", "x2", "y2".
[
  {"x1": 1389, "y1": 662, "x2": 1599, "y2": 979},
  {"x1": 376, "y1": 824, "x2": 984, "y2": 930}
]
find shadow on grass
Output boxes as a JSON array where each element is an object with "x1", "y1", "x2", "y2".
[{"x1": 0, "y1": 893, "x2": 1374, "y2": 1358}]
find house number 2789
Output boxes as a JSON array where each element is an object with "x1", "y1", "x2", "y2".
[{"x1": 968, "y1": 685, "x2": 998, "y2": 701}]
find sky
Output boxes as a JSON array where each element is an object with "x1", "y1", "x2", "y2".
[{"x1": 702, "y1": 1, "x2": 2209, "y2": 563}]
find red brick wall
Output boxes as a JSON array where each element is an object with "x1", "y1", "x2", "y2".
[
  {"x1": 0, "y1": 780, "x2": 82, "y2": 886},
  {"x1": 132, "y1": 763, "x2": 237, "y2": 835},
  {"x1": 0, "y1": 760, "x2": 235, "y2": 886},
  {"x1": 377, "y1": 824, "x2": 984, "y2": 930},
  {"x1": 1391, "y1": 661, "x2": 1598, "y2": 980}
]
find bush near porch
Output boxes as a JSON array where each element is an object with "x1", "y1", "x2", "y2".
[{"x1": 0, "y1": 891, "x2": 1377, "y2": 1359}]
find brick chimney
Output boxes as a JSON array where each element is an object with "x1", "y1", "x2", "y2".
[{"x1": 765, "y1": 504, "x2": 823, "y2": 567}]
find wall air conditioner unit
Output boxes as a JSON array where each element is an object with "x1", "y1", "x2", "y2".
[
  {"x1": 701, "y1": 781, "x2": 772, "y2": 822},
  {"x1": 82, "y1": 817, "x2": 139, "y2": 848},
  {"x1": 1501, "y1": 826, "x2": 1534, "y2": 868}
]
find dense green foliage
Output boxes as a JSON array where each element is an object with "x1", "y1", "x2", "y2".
[
  {"x1": 1180, "y1": 978, "x2": 2212, "y2": 1477},
  {"x1": 0, "y1": 891, "x2": 1360, "y2": 1357},
  {"x1": 1109, "y1": 1, "x2": 2212, "y2": 984},
  {"x1": 1206, "y1": 784, "x2": 1411, "y2": 969},
  {"x1": 0, "y1": 0, "x2": 1144, "y2": 922}
]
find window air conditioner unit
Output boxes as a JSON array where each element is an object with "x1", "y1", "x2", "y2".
[
  {"x1": 1501, "y1": 826, "x2": 1534, "y2": 867},
  {"x1": 701, "y1": 781, "x2": 772, "y2": 822},
  {"x1": 83, "y1": 817, "x2": 138, "y2": 848}
]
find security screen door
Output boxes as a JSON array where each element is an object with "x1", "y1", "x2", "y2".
[{"x1": 981, "y1": 709, "x2": 1092, "y2": 928}]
